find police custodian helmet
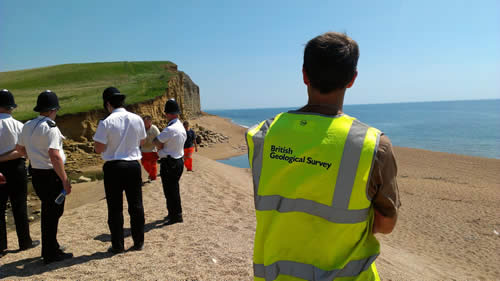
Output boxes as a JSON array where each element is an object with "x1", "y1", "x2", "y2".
[
  {"x1": 0, "y1": 89, "x2": 17, "y2": 109},
  {"x1": 33, "y1": 90, "x2": 60, "y2": 112},
  {"x1": 164, "y1": 99, "x2": 181, "y2": 114}
]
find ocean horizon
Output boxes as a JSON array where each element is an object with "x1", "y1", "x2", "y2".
[{"x1": 207, "y1": 99, "x2": 500, "y2": 166}]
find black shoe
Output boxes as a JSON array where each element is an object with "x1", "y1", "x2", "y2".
[
  {"x1": 43, "y1": 252, "x2": 73, "y2": 264},
  {"x1": 20, "y1": 240, "x2": 40, "y2": 251},
  {"x1": 107, "y1": 246, "x2": 125, "y2": 254},
  {"x1": 164, "y1": 215, "x2": 183, "y2": 225},
  {"x1": 129, "y1": 243, "x2": 143, "y2": 251}
]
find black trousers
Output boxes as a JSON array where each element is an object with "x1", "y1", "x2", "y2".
[
  {"x1": 0, "y1": 158, "x2": 32, "y2": 251},
  {"x1": 31, "y1": 168, "x2": 65, "y2": 260},
  {"x1": 160, "y1": 156, "x2": 184, "y2": 217},
  {"x1": 103, "y1": 160, "x2": 144, "y2": 250}
]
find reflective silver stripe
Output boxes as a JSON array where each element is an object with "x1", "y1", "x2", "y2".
[
  {"x1": 366, "y1": 132, "x2": 381, "y2": 201},
  {"x1": 255, "y1": 195, "x2": 369, "y2": 224},
  {"x1": 250, "y1": 118, "x2": 274, "y2": 199},
  {"x1": 331, "y1": 120, "x2": 369, "y2": 209},
  {"x1": 254, "y1": 254, "x2": 378, "y2": 281}
]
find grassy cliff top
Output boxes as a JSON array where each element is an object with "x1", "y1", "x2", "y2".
[{"x1": 0, "y1": 61, "x2": 176, "y2": 121}]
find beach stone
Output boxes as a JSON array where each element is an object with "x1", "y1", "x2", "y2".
[
  {"x1": 28, "y1": 216, "x2": 35, "y2": 222},
  {"x1": 78, "y1": 176, "x2": 92, "y2": 183},
  {"x1": 32, "y1": 210, "x2": 40, "y2": 215}
]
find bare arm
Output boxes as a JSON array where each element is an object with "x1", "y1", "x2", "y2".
[
  {"x1": 94, "y1": 141, "x2": 106, "y2": 154},
  {"x1": 373, "y1": 209, "x2": 397, "y2": 234},
  {"x1": 48, "y1": 148, "x2": 72, "y2": 195},
  {"x1": 0, "y1": 148, "x2": 24, "y2": 162},
  {"x1": 152, "y1": 137, "x2": 164, "y2": 150},
  {"x1": 140, "y1": 138, "x2": 146, "y2": 146}
]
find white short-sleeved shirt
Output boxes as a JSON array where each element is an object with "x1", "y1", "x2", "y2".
[
  {"x1": 18, "y1": 116, "x2": 66, "y2": 169},
  {"x1": 93, "y1": 108, "x2": 146, "y2": 161},
  {"x1": 0, "y1": 113, "x2": 24, "y2": 155},
  {"x1": 157, "y1": 118, "x2": 187, "y2": 159}
]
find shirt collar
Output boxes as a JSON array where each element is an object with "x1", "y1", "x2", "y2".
[
  {"x1": 0, "y1": 113, "x2": 12, "y2": 119},
  {"x1": 37, "y1": 115, "x2": 54, "y2": 121},
  {"x1": 167, "y1": 118, "x2": 178, "y2": 126},
  {"x1": 111, "y1": 108, "x2": 127, "y2": 114}
]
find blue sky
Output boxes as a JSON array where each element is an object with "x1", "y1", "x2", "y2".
[{"x1": 1, "y1": 0, "x2": 499, "y2": 109}]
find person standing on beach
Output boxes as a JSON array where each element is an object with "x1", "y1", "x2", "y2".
[
  {"x1": 0, "y1": 89, "x2": 39, "y2": 257},
  {"x1": 140, "y1": 115, "x2": 160, "y2": 181},
  {"x1": 246, "y1": 32, "x2": 400, "y2": 280},
  {"x1": 153, "y1": 99, "x2": 186, "y2": 225},
  {"x1": 17, "y1": 90, "x2": 73, "y2": 264},
  {"x1": 182, "y1": 121, "x2": 198, "y2": 172},
  {"x1": 93, "y1": 87, "x2": 147, "y2": 254}
]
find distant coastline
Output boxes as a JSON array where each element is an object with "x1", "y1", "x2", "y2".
[{"x1": 206, "y1": 99, "x2": 500, "y2": 160}]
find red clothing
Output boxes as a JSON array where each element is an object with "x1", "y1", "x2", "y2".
[
  {"x1": 183, "y1": 147, "x2": 195, "y2": 171},
  {"x1": 141, "y1": 152, "x2": 158, "y2": 180}
]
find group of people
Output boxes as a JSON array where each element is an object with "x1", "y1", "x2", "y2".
[
  {"x1": 1, "y1": 32, "x2": 399, "y2": 280},
  {"x1": 0, "y1": 87, "x2": 198, "y2": 263}
]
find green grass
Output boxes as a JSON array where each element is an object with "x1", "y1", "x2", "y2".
[{"x1": 0, "y1": 61, "x2": 176, "y2": 121}]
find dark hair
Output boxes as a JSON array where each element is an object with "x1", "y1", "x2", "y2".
[
  {"x1": 108, "y1": 96, "x2": 125, "y2": 108},
  {"x1": 143, "y1": 115, "x2": 152, "y2": 120},
  {"x1": 303, "y1": 32, "x2": 359, "y2": 93},
  {"x1": 183, "y1": 121, "x2": 189, "y2": 127}
]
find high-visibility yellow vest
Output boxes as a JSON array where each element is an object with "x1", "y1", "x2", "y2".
[{"x1": 246, "y1": 111, "x2": 382, "y2": 281}]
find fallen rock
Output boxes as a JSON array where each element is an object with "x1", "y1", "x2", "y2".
[{"x1": 78, "y1": 176, "x2": 92, "y2": 183}]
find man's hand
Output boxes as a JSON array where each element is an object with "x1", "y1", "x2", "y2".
[
  {"x1": 153, "y1": 137, "x2": 164, "y2": 150},
  {"x1": 0, "y1": 173, "x2": 6, "y2": 185},
  {"x1": 63, "y1": 178, "x2": 72, "y2": 195}
]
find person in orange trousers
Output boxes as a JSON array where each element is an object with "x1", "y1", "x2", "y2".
[
  {"x1": 183, "y1": 121, "x2": 198, "y2": 171},
  {"x1": 141, "y1": 116, "x2": 160, "y2": 180}
]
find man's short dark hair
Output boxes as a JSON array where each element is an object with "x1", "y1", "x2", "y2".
[
  {"x1": 303, "y1": 32, "x2": 359, "y2": 94},
  {"x1": 108, "y1": 97, "x2": 124, "y2": 108},
  {"x1": 183, "y1": 121, "x2": 189, "y2": 127},
  {"x1": 143, "y1": 115, "x2": 152, "y2": 120}
]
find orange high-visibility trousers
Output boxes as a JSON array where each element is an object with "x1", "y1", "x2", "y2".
[
  {"x1": 183, "y1": 147, "x2": 195, "y2": 171},
  {"x1": 141, "y1": 152, "x2": 159, "y2": 180}
]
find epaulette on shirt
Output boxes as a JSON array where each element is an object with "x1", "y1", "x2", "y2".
[{"x1": 46, "y1": 120, "x2": 57, "y2": 128}]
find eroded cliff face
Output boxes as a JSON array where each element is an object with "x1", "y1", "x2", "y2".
[{"x1": 56, "y1": 67, "x2": 201, "y2": 142}]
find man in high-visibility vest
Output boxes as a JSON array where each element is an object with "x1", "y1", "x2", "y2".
[{"x1": 246, "y1": 32, "x2": 400, "y2": 281}]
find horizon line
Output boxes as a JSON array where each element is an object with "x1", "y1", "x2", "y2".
[{"x1": 203, "y1": 98, "x2": 500, "y2": 111}]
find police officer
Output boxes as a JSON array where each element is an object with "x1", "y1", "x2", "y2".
[
  {"x1": 0, "y1": 89, "x2": 38, "y2": 257},
  {"x1": 93, "y1": 87, "x2": 146, "y2": 253},
  {"x1": 153, "y1": 99, "x2": 186, "y2": 225},
  {"x1": 247, "y1": 32, "x2": 400, "y2": 280},
  {"x1": 17, "y1": 90, "x2": 73, "y2": 264}
]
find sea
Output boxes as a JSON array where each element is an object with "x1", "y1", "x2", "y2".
[{"x1": 207, "y1": 99, "x2": 500, "y2": 168}]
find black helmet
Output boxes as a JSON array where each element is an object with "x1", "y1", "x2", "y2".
[
  {"x1": 102, "y1": 87, "x2": 125, "y2": 102},
  {"x1": 0, "y1": 89, "x2": 17, "y2": 109},
  {"x1": 34, "y1": 90, "x2": 60, "y2": 112},
  {"x1": 164, "y1": 99, "x2": 181, "y2": 114}
]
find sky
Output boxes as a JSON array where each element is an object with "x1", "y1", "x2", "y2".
[{"x1": 1, "y1": 0, "x2": 499, "y2": 110}]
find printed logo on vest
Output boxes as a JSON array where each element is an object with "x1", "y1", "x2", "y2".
[{"x1": 269, "y1": 145, "x2": 332, "y2": 170}]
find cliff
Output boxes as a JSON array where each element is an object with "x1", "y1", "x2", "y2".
[{"x1": 56, "y1": 64, "x2": 201, "y2": 142}]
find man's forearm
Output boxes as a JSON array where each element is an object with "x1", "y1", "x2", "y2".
[
  {"x1": 49, "y1": 152, "x2": 68, "y2": 184},
  {"x1": 152, "y1": 137, "x2": 164, "y2": 150},
  {"x1": 373, "y1": 209, "x2": 397, "y2": 234},
  {"x1": 0, "y1": 148, "x2": 25, "y2": 162}
]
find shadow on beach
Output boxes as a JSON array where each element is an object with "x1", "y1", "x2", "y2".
[
  {"x1": 0, "y1": 251, "x2": 113, "y2": 279},
  {"x1": 93, "y1": 218, "x2": 169, "y2": 243},
  {"x1": 0, "y1": 218, "x2": 168, "y2": 279}
]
